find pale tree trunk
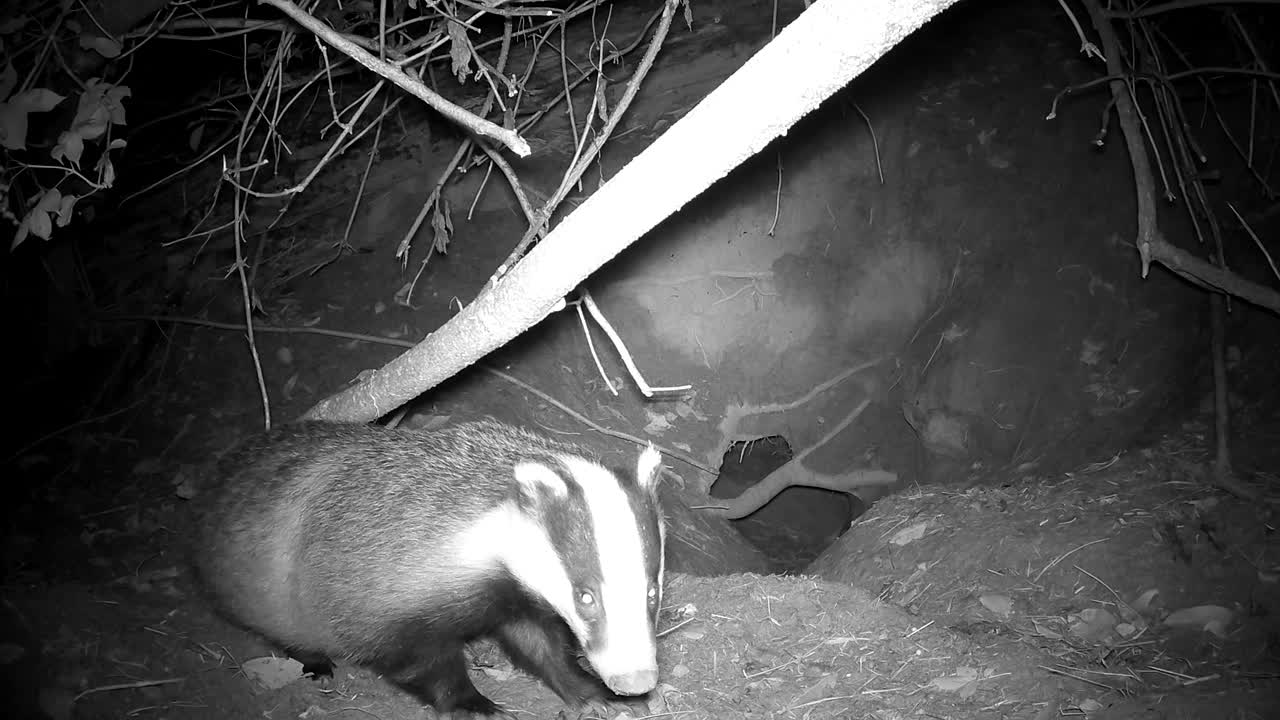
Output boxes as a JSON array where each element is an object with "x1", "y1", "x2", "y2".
[{"x1": 304, "y1": 0, "x2": 964, "y2": 423}]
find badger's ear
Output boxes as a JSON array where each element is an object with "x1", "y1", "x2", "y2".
[
  {"x1": 636, "y1": 443, "x2": 662, "y2": 492},
  {"x1": 512, "y1": 461, "x2": 568, "y2": 508}
]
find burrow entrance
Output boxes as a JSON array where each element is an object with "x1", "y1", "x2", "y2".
[{"x1": 709, "y1": 436, "x2": 861, "y2": 573}]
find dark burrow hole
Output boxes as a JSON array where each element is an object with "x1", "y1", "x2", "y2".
[{"x1": 710, "y1": 436, "x2": 863, "y2": 574}]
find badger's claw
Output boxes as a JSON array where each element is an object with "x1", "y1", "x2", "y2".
[{"x1": 438, "y1": 698, "x2": 518, "y2": 720}]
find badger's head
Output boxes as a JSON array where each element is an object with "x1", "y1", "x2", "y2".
[{"x1": 497, "y1": 443, "x2": 665, "y2": 696}]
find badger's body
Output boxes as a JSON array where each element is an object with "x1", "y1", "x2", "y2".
[{"x1": 190, "y1": 419, "x2": 665, "y2": 716}]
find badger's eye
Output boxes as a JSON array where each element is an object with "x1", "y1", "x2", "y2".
[
  {"x1": 574, "y1": 588, "x2": 600, "y2": 619},
  {"x1": 576, "y1": 589, "x2": 603, "y2": 620}
]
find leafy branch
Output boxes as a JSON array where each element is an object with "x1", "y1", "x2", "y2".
[{"x1": 1, "y1": 5, "x2": 132, "y2": 249}]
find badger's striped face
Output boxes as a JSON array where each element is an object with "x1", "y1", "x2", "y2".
[{"x1": 502, "y1": 444, "x2": 665, "y2": 696}]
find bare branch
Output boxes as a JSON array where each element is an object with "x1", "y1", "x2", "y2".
[{"x1": 259, "y1": 0, "x2": 531, "y2": 157}]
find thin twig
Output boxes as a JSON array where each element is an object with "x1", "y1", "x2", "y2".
[
  {"x1": 851, "y1": 102, "x2": 884, "y2": 184},
  {"x1": 260, "y1": 0, "x2": 530, "y2": 156},
  {"x1": 74, "y1": 678, "x2": 184, "y2": 703},
  {"x1": 488, "y1": 0, "x2": 680, "y2": 286},
  {"x1": 767, "y1": 152, "x2": 782, "y2": 235},
  {"x1": 1033, "y1": 537, "x2": 1110, "y2": 583},
  {"x1": 1228, "y1": 203, "x2": 1280, "y2": 281}
]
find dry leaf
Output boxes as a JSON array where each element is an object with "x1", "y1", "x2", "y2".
[
  {"x1": 79, "y1": 34, "x2": 122, "y2": 58},
  {"x1": 431, "y1": 199, "x2": 453, "y2": 254},
  {"x1": 979, "y1": 593, "x2": 1013, "y2": 618},
  {"x1": 643, "y1": 413, "x2": 672, "y2": 436},
  {"x1": 447, "y1": 20, "x2": 473, "y2": 82},
  {"x1": 889, "y1": 521, "x2": 929, "y2": 546},
  {"x1": 790, "y1": 674, "x2": 839, "y2": 706},
  {"x1": 1132, "y1": 588, "x2": 1161, "y2": 613},
  {"x1": 1164, "y1": 605, "x2": 1233, "y2": 638},
  {"x1": 173, "y1": 467, "x2": 198, "y2": 500},
  {"x1": 1069, "y1": 607, "x2": 1118, "y2": 643},
  {"x1": 241, "y1": 656, "x2": 304, "y2": 690},
  {"x1": 1078, "y1": 698, "x2": 1104, "y2": 713},
  {"x1": 930, "y1": 666, "x2": 979, "y2": 694}
]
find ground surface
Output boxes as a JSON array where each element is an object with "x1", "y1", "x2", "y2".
[
  {"x1": 812, "y1": 414, "x2": 1280, "y2": 719},
  {"x1": 3, "y1": 1, "x2": 1279, "y2": 720},
  {"x1": 6, "y1": 415, "x2": 1277, "y2": 720}
]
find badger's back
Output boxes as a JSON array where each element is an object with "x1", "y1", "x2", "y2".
[{"x1": 193, "y1": 421, "x2": 582, "y2": 657}]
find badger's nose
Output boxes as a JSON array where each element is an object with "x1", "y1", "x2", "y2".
[{"x1": 605, "y1": 668, "x2": 658, "y2": 696}]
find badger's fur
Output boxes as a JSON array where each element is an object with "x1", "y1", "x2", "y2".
[{"x1": 190, "y1": 419, "x2": 665, "y2": 716}]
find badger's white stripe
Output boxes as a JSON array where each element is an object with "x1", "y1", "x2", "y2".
[
  {"x1": 558, "y1": 454, "x2": 657, "y2": 690},
  {"x1": 638, "y1": 444, "x2": 666, "y2": 604},
  {"x1": 455, "y1": 505, "x2": 577, "y2": 630},
  {"x1": 513, "y1": 460, "x2": 568, "y2": 499}
]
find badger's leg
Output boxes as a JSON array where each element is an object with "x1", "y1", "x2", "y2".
[
  {"x1": 384, "y1": 645, "x2": 509, "y2": 718},
  {"x1": 494, "y1": 616, "x2": 605, "y2": 707}
]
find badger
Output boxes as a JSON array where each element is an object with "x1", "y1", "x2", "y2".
[{"x1": 190, "y1": 419, "x2": 666, "y2": 717}]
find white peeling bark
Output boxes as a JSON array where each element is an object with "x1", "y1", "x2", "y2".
[{"x1": 305, "y1": 0, "x2": 962, "y2": 423}]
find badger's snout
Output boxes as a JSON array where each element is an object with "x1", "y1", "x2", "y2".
[
  {"x1": 603, "y1": 667, "x2": 658, "y2": 696},
  {"x1": 587, "y1": 618, "x2": 659, "y2": 697}
]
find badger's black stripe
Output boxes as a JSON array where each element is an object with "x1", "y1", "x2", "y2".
[{"x1": 533, "y1": 458, "x2": 604, "y2": 607}]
